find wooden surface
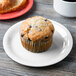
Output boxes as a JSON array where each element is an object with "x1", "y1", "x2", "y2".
[{"x1": 0, "y1": 0, "x2": 76, "y2": 76}]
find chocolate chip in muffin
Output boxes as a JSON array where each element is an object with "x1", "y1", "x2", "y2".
[
  {"x1": 51, "y1": 30, "x2": 54, "y2": 33},
  {"x1": 28, "y1": 38, "x2": 31, "y2": 41},
  {"x1": 29, "y1": 25, "x2": 32, "y2": 28},
  {"x1": 45, "y1": 36, "x2": 48, "y2": 39},
  {"x1": 21, "y1": 33, "x2": 24, "y2": 37},
  {"x1": 45, "y1": 19, "x2": 47, "y2": 21}
]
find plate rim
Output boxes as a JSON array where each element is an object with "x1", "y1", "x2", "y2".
[
  {"x1": 0, "y1": 0, "x2": 33, "y2": 20},
  {"x1": 3, "y1": 19, "x2": 73, "y2": 67}
]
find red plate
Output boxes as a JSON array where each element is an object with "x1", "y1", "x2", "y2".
[{"x1": 0, "y1": 0, "x2": 33, "y2": 20}]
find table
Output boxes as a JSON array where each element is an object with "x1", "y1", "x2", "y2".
[{"x1": 0, "y1": 0, "x2": 76, "y2": 76}]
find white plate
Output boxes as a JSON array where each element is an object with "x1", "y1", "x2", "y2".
[{"x1": 3, "y1": 20, "x2": 73, "y2": 67}]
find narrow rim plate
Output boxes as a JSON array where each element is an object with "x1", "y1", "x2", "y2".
[{"x1": 3, "y1": 20, "x2": 73, "y2": 67}]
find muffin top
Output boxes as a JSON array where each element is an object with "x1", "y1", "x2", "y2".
[{"x1": 20, "y1": 16, "x2": 54, "y2": 42}]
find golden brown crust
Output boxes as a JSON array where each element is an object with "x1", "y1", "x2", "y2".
[
  {"x1": 20, "y1": 16, "x2": 54, "y2": 42},
  {"x1": 0, "y1": 0, "x2": 27, "y2": 14}
]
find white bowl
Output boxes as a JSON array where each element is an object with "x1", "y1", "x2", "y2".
[{"x1": 53, "y1": 0, "x2": 76, "y2": 17}]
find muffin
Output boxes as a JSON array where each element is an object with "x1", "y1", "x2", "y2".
[
  {"x1": 0, "y1": 0, "x2": 27, "y2": 14},
  {"x1": 20, "y1": 16, "x2": 54, "y2": 52}
]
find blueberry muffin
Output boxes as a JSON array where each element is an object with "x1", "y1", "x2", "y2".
[{"x1": 20, "y1": 16, "x2": 54, "y2": 52}]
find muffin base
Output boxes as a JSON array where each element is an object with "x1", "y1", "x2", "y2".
[{"x1": 21, "y1": 38, "x2": 52, "y2": 53}]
